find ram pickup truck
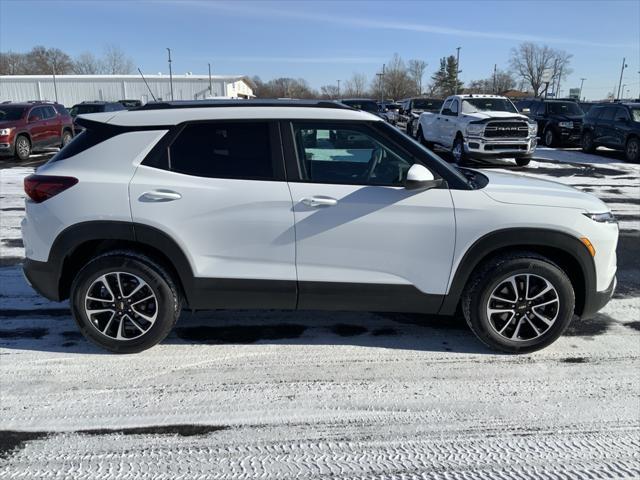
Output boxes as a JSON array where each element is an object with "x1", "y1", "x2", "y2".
[{"x1": 415, "y1": 94, "x2": 537, "y2": 166}]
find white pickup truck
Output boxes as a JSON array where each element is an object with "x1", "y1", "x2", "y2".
[{"x1": 415, "y1": 94, "x2": 538, "y2": 166}]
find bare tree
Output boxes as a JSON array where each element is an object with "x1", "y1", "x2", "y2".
[
  {"x1": 320, "y1": 84, "x2": 340, "y2": 99},
  {"x1": 509, "y1": 42, "x2": 572, "y2": 97},
  {"x1": 467, "y1": 69, "x2": 517, "y2": 94},
  {"x1": 102, "y1": 44, "x2": 135, "y2": 74},
  {"x1": 24, "y1": 46, "x2": 74, "y2": 74},
  {"x1": 408, "y1": 59, "x2": 428, "y2": 95},
  {"x1": 343, "y1": 73, "x2": 368, "y2": 97},
  {"x1": 0, "y1": 51, "x2": 28, "y2": 74},
  {"x1": 73, "y1": 52, "x2": 104, "y2": 74}
]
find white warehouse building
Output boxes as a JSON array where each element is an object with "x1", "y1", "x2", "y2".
[{"x1": 0, "y1": 74, "x2": 255, "y2": 106}]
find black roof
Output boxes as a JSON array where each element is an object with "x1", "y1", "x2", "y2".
[{"x1": 136, "y1": 99, "x2": 354, "y2": 111}]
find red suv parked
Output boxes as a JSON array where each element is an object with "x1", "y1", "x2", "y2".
[{"x1": 0, "y1": 102, "x2": 74, "y2": 160}]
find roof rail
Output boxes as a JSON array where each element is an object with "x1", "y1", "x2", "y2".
[{"x1": 135, "y1": 99, "x2": 355, "y2": 111}]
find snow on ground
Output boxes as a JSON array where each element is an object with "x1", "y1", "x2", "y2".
[{"x1": 0, "y1": 150, "x2": 639, "y2": 479}]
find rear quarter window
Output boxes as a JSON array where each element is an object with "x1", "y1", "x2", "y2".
[{"x1": 51, "y1": 128, "x2": 115, "y2": 162}]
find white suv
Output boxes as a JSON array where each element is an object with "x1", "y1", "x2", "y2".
[{"x1": 21, "y1": 100, "x2": 618, "y2": 353}]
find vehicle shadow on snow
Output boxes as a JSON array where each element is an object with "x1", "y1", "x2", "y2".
[{"x1": 0, "y1": 308, "x2": 615, "y2": 355}]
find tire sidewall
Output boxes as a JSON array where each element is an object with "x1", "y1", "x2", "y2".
[
  {"x1": 71, "y1": 255, "x2": 179, "y2": 353},
  {"x1": 544, "y1": 129, "x2": 555, "y2": 147},
  {"x1": 626, "y1": 137, "x2": 639, "y2": 163},
  {"x1": 469, "y1": 258, "x2": 575, "y2": 353}
]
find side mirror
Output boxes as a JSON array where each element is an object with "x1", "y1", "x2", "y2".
[{"x1": 405, "y1": 164, "x2": 444, "y2": 190}]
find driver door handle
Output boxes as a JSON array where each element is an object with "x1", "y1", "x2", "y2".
[{"x1": 301, "y1": 196, "x2": 338, "y2": 207}]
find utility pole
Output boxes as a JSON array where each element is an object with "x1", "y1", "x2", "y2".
[
  {"x1": 616, "y1": 57, "x2": 627, "y2": 100},
  {"x1": 376, "y1": 64, "x2": 385, "y2": 103},
  {"x1": 166, "y1": 48, "x2": 174, "y2": 101},
  {"x1": 579, "y1": 78, "x2": 586, "y2": 100},
  {"x1": 556, "y1": 63, "x2": 563, "y2": 99},
  {"x1": 208, "y1": 63, "x2": 213, "y2": 96},
  {"x1": 337, "y1": 79, "x2": 340, "y2": 98},
  {"x1": 492, "y1": 64, "x2": 497, "y2": 94},
  {"x1": 454, "y1": 47, "x2": 461, "y2": 94},
  {"x1": 51, "y1": 62, "x2": 58, "y2": 103},
  {"x1": 621, "y1": 84, "x2": 626, "y2": 100}
]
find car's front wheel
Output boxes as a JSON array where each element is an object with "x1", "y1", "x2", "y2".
[
  {"x1": 462, "y1": 252, "x2": 575, "y2": 353},
  {"x1": 14, "y1": 135, "x2": 31, "y2": 160},
  {"x1": 70, "y1": 252, "x2": 181, "y2": 353},
  {"x1": 451, "y1": 135, "x2": 466, "y2": 164},
  {"x1": 625, "y1": 137, "x2": 639, "y2": 163}
]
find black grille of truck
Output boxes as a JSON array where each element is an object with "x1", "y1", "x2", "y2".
[{"x1": 484, "y1": 121, "x2": 529, "y2": 138}]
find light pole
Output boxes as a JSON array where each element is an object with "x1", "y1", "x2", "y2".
[
  {"x1": 376, "y1": 64, "x2": 385, "y2": 103},
  {"x1": 579, "y1": 78, "x2": 586, "y2": 100},
  {"x1": 208, "y1": 63, "x2": 213, "y2": 96},
  {"x1": 621, "y1": 84, "x2": 626, "y2": 100},
  {"x1": 337, "y1": 79, "x2": 340, "y2": 98},
  {"x1": 454, "y1": 47, "x2": 461, "y2": 94},
  {"x1": 616, "y1": 57, "x2": 627, "y2": 100},
  {"x1": 166, "y1": 48, "x2": 174, "y2": 101}
]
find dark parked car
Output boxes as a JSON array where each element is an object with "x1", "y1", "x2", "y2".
[
  {"x1": 396, "y1": 98, "x2": 444, "y2": 135},
  {"x1": 581, "y1": 102, "x2": 640, "y2": 162},
  {"x1": 516, "y1": 99, "x2": 584, "y2": 147},
  {"x1": 338, "y1": 99, "x2": 384, "y2": 118},
  {"x1": 118, "y1": 99, "x2": 143, "y2": 108},
  {"x1": 69, "y1": 101, "x2": 127, "y2": 133},
  {"x1": 0, "y1": 102, "x2": 73, "y2": 160},
  {"x1": 378, "y1": 101, "x2": 401, "y2": 124}
]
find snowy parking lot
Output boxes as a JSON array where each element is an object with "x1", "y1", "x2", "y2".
[{"x1": 1, "y1": 149, "x2": 639, "y2": 478}]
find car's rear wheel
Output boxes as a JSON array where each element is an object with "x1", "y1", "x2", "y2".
[
  {"x1": 70, "y1": 252, "x2": 181, "y2": 353},
  {"x1": 14, "y1": 135, "x2": 31, "y2": 160},
  {"x1": 60, "y1": 130, "x2": 73, "y2": 148},
  {"x1": 543, "y1": 129, "x2": 556, "y2": 147},
  {"x1": 625, "y1": 137, "x2": 639, "y2": 163},
  {"x1": 582, "y1": 131, "x2": 596, "y2": 153},
  {"x1": 462, "y1": 252, "x2": 575, "y2": 353}
]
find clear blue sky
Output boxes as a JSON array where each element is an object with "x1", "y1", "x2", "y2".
[{"x1": 1, "y1": 0, "x2": 639, "y2": 100}]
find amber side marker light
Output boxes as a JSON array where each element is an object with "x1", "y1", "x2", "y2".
[{"x1": 580, "y1": 237, "x2": 596, "y2": 257}]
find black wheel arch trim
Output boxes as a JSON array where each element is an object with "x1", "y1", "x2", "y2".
[{"x1": 439, "y1": 228, "x2": 597, "y2": 317}]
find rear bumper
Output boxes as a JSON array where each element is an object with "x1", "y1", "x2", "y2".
[
  {"x1": 23, "y1": 258, "x2": 61, "y2": 301},
  {"x1": 580, "y1": 276, "x2": 616, "y2": 319}
]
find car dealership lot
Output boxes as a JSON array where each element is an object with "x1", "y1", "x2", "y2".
[{"x1": 1, "y1": 150, "x2": 639, "y2": 478}]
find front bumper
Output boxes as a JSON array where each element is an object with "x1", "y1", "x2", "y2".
[
  {"x1": 581, "y1": 276, "x2": 616, "y2": 319},
  {"x1": 0, "y1": 136, "x2": 15, "y2": 156},
  {"x1": 465, "y1": 136, "x2": 537, "y2": 158}
]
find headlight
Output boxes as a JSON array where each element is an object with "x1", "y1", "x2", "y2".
[
  {"x1": 466, "y1": 124, "x2": 484, "y2": 136},
  {"x1": 528, "y1": 122, "x2": 537, "y2": 135},
  {"x1": 0, "y1": 128, "x2": 13, "y2": 136},
  {"x1": 583, "y1": 212, "x2": 617, "y2": 223},
  {"x1": 558, "y1": 121, "x2": 573, "y2": 129}
]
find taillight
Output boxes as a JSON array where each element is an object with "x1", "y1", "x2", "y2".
[{"x1": 24, "y1": 174, "x2": 78, "y2": 203}]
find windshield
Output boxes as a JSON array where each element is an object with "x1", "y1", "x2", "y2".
[
  {"x1": 0, "y1": 106, "x2": 26, "y2": 121},
  {"x1": 462, "y1": 98, "x2": 518, "y2": 114},
  {"x1": 631, "y1": 108, "x2": 640, "y2": 122},
  {"x1": 413, "y1": 99, "x2": 443, "y2": 111},
  {"x1": 547, "y1": 102, "x2": 583, "y2": 116},
  {"x1": 341, "y1": 100, "x2": 379, "y2": 113},
  {"x1": 69, "y1": 104, "x2": 105, "y2": 117}
]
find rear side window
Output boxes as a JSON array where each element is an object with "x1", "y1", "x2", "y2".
[
  {"x1": 599, "y1": 107, "x2": 616, "y2": 121},
  {"x1": 165, "y1": 122, "x2": 273, "y2": 180},
  {"x1": 51, "y1": 128, "x2": 115, "y2": 162}
]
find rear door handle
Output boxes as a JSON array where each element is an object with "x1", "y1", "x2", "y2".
[
  {"x1": 301, "y1": 196, "x2": 338, "y2": 207},
  {"x1": 139, "y1": 190, "x2": 182, "y2": 202}
]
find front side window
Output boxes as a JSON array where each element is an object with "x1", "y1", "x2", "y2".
[
  {"x1": 28, "y1": 107, "x2": 44, "y2": 121},
  {"x1": 450, "y1": 100, "x2": 459, "y2": 115},
  {"x1": 599, "y1": 107, "x2": 616, "y2": 121},
  {"x1": 167, "y1": 122, "x2": 273, "y2": 180},
  {"x1": 42, "y1": 106, "x2": 57, "y2": 119},
  {"x1": 292, "y1": 123, "x2": 412, "y2": 186},
  {"x1": 585, "y1": 106, "x2": 603, "y2": 120},
  {"x1": 413, "y1": 99, "x2": 443, "y2": 111}
]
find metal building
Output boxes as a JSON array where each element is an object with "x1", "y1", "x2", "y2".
[{"x1": 0, "y1": 74, "x2": 255, "y2": 106}]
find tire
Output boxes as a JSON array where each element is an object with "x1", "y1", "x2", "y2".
[
  {"x1": 451, "y1": 135, "x2": 466, "y2": 164},
  {"x1": 625, "y1": 137, "x2": 639, "y2": 163},
  {"x1": 70, "y1": 251, "x2": 182, "y2": 353},
  {"x1": 14, "y1": 135, "x2": 31, "y2": 160},
  {"x1": 543, "y1": 128, "x2": 556, "y2": 147},
  {"x1": 462, "y1": 252, "x2": 575, "y2": 353},
  {"x1": 60, "y1": 130, "x2": 73, "y2": 148},
  {"x1": 582, "y1": 131, "x2": 596, "y2": 153},
  {"x1": 515, "y1": 157, "x2": 531, "y2": 167}
]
